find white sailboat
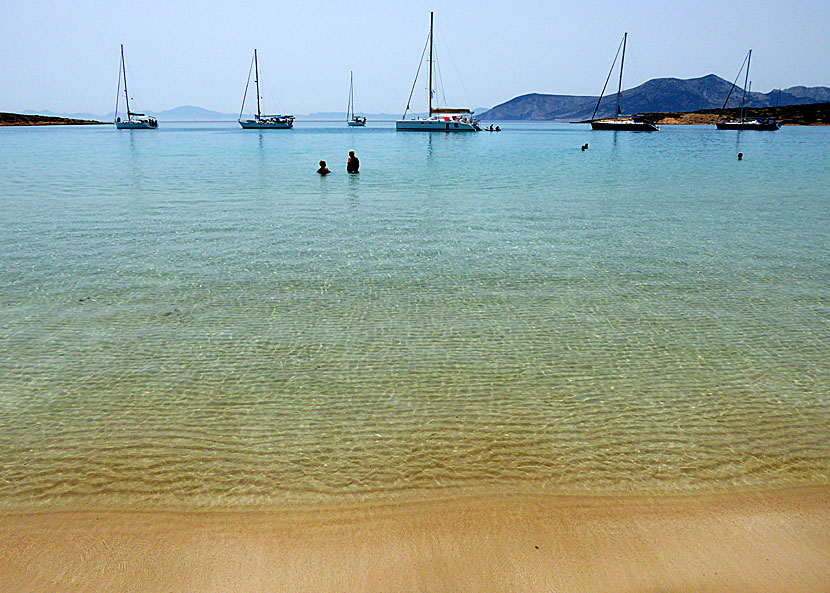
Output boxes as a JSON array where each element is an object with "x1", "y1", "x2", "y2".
[
  {"x1": 589, "y1": 33, "x2": 658, "y2": 131},
  {"x1": 396, "y1": 12, "x2": 479, "y2": 132},
  {"x1": 238, "y1": 49, "x2": 294, "y2": 129},
  {"x1": 716, "y1": 50, "x2": 780, "y2": 131},
  {"x1": 347, "y1": 71, "x2": 366, "y2": 127},
  {"x1": 114, "y1": 45, "x2": 158, "y2": 129}
]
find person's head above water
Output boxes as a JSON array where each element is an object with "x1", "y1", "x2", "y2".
[
  {"x1": 349, "y1": 150, "x2": 355, "y2": 156},
  {"x1": 319, "y1": 160, "x2": 326, "y2": 167}
]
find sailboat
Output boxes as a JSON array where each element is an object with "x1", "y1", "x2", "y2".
[
  {"x1": 396, "y1": 12, "x2": 479, "y2": 132},
  {"x1": 238, "y1": 49, "x2": 295, "y2": 129},
  {"x1": 347, "y1": 71, "x2": 366, "y2": 127},
  {"x1": 716, "y1": 50, "x2": 780, "y2": 131},
  {"x1": 114, "y1": 45, "x2": 158, "y2": 129},
  {"x1": 589, "y1": 33, "x2": 658, "y2": 131}
]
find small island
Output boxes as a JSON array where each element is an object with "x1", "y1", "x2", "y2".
[
  {"x1": 638, "y1": 101, "x2": 830, "y2": 126},
  {"x1": 0, "y1": 112, "x2": 106, "y2": 126}
]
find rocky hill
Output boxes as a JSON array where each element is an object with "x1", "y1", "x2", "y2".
[{"x1": 480, "y1": 75, "x2": 830, "y2": 121}]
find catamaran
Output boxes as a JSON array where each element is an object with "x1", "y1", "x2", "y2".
[
  {"x1": 589, "y1": 33, "x2": 658, "y2": 131},
  {"x1": 396, "y1": 12, "x2": 479, "y2": 132},
  {"x1": 238, "y1": 49, "x2": 294, "y2": 129},
  {"x1": 114, "y1": 45, "x2": 158, "y2": 129},
  {"x1": 346, "y1": 71, "x2": 366, "y2": 127},
  {"x1": 716, "y1": 50, "x2": 780, "y2": 131}
]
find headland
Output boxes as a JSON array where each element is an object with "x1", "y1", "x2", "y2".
[{"x1": 0, "y1": 112, "x2": 106, "y2": 126}]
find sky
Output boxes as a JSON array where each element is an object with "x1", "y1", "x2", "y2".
[{"x1": 1, "y1": 0, "x2": 829, "y2": 115}]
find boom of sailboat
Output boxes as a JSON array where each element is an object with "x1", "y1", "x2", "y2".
[{"x1": 113, "y1": 24, "x2": 784, "y2": 133}]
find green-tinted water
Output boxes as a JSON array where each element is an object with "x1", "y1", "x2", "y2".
[{"x1": 1, "y1": 122, "x2": 828, "y2": 509}]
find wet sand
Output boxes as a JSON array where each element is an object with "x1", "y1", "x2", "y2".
[{"x1": 1, "y1": 485, "x2": 828, "y2": 593}]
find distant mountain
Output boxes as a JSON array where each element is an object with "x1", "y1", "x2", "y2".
[
  {"x1": 782, "y1": 86, "x2": 830, "y2": 102},
  {"x1": 155, "y1": 105, "x2": 237, "y2": 120},
  {"x1": 22, "y1": 108, "x2": 424, "y2": 121},
  {"x1": 24, "y1": 109, "x2": 103, "y2": 121},
  {"x1": 480, "y1": 75, "x2": 830, "y2": 121},
  {"x1": 25, "y1": 106, "x2": 239, "y2": 121},
  {"x1": 298, "y1": 108, "x2": 489, "y2": 120},
  {"x1": 295, "y1": 112, "x2": 421, "y2": 120}
]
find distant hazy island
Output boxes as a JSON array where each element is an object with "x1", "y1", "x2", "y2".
[
  {"x1": 0, "y1": 112, "x2": 105, "y2": 126},
  {"x1": 639, "y1": 101, "x2": 830, "y2": 126}
]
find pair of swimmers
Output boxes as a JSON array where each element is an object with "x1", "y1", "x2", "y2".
[{"x1": 318, "y1": 150, "x2": 359, "y2": 175}]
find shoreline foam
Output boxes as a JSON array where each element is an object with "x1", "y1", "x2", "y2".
[{"x1": 2, "y1": 484, "x2": 828, "y2": 592}]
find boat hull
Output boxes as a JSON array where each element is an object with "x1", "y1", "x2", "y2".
[
  {"x1": 115, "y1": 120, "x2": 158, "y2": 129},
  {"x1": 591, "y1": 120, "x2": 658, "y2": 131},
  {"x1": 347, "y1": 121, "x2": 366, "y2": 127},
  {"x1": 396, "y1": 119, "x2": 477, "y2": 132},
  {"x1": 716, "y1": 121, "x2": 780, "y2": 131},
  {"x1": 239, "y1": 120, "x2": 293, "y2": 129}
]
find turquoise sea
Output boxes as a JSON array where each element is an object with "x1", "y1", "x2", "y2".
[{"x1": 1, "y1": 122, "x2": 828, "y2": 510}]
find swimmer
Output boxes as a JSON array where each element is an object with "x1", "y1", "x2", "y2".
[{"x1": 346, "y1": 150, "x2": 359, "y2": 173}]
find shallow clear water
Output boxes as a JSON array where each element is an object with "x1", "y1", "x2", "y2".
[{"x1": 1, "y1": 122, "x2": 828, "y2": 509}]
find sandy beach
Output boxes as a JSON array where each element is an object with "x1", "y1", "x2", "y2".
[
  {"x1": 1, "y1": 485, "x2": 828, "y2": 593},
  {"x1": 3, "y1": 122, "x2": 830, "y2": 593}
]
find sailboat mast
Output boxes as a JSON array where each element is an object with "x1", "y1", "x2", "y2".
[
  {"x1": 616, "y1": 32, "x2": 627, "y2": 119},
  {"x1": 348, "y1": 71, "x2": 354, "y2": 120},
  {"x1": 428, "y1": 11, "x2": 434, "y2": 116},
  {"x1": 740, "y1": 49, "x2": 751, "y2": 124},
  {"x1": 121, "y1": 45, "x2": 131, "y2": 117},
  {"x1": 254, "y1": 49, "x2": 261, "y2": 119}
]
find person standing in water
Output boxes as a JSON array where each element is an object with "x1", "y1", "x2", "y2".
[
  {"x1": 346, "y1": 150, "x2": 359, "y2": 173},
  {"x1": 317, "y1": 160, "x2": 330, "y2": 175}
]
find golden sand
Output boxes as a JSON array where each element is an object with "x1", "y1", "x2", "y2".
[
  {"x1": 1, "y1": 485, "x2": 828, "y2": 592},
  {"x1": 654, "y1": 113, "x2": 721, "y2": 125}
]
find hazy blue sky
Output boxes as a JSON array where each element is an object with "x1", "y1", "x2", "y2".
[{"x1": 2, "y1": 0, "x2": 828, "y2": 114}]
